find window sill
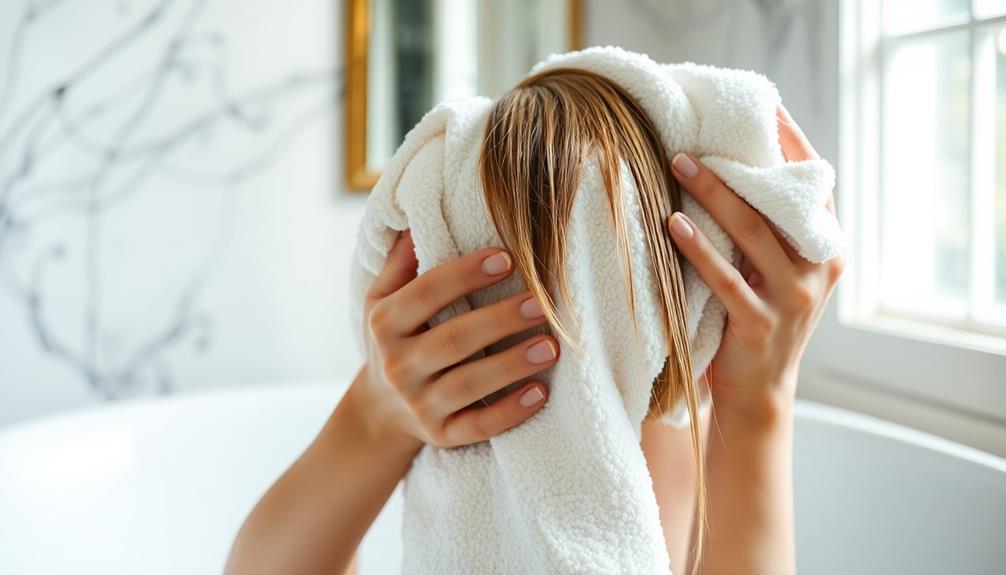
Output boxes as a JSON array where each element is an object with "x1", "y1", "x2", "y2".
[
  {"x1": 801, "y1": 301, "x2": 1006, "y2": 444},
  {"x1": 844, "y1": 312, "x2": 1006, "y2": 358},
  {"x1": 798, "y1": 367, "x2": 1006, "y2": 459}
]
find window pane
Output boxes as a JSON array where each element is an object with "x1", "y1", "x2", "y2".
[
  {"x1": 882, "y1": 33, "x2": 971, "y2": 317},
  {"x1": 995, "y1": 30, "x2": 1006, "y2": 305},
  {"x1": 975, "y1": 0, "x2": 1006, "y2": 18},
  {"x1": 883, "y1": 0, "x2": 969, "y2": 35}
]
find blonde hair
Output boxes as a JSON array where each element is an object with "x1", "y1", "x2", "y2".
[{"x1": 478, "y1": 68, "x2": 706, "y2": 570}]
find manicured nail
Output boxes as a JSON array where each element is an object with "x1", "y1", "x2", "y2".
[
  {"x1": 519, "y1": 297, "x2": 545, "y2": 319},
  {"x1": 519, "y1": 386, "x2": 545, "y2": 408},
  {"x1": 672, "y1": 153, "x2": 698, "y2": 178},
  {"x1": 669, "y1": 213, "x2": 694, "y2": 239},
  {"x1": 526, "y1": 339, "x2": 557, "y2": 364},
  {"x1": 481, "y1": 252, "x2": 512, "y2": 275}
]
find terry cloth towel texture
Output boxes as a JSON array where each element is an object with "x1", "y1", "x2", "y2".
[{"x1": 350, "y1": 46, "x2": 842, "y2": 574}]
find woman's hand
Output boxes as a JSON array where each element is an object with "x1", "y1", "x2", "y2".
[
  {"x1": 666, "y1": 105, "x2": 845, "y2": 424},
  {"x1": 661, "y1": 106, "x2": 841, "y2": 575},
  {"x1": 226, "y1": 234, "x2": 556, "y2": 575},
  {"x1": 348, "y1": 230, "x2": 557, "y2": 455}
]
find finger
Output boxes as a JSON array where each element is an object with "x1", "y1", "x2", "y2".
[
  {"x1": 366, "y1": 230, "x2": 419, "y2": 304},
  {"x1": 427, "y1": 334, "x2": 559, "y2": 416},
  {"x1": 767, "y1": 221, "x2": 834, "y2": 278},
  {"x1": 408, "y1": 292, "x2": 549, "y2": 372},
  {"x1": 767, "y1": 221, "x2": 802, "y2": 263},
  {"x1": 442, "y1": 382, "x2": 548, "y2": 445},
  {"x1": 381, "y1": 247, "x2": 515, "y2": 335},
  {"x1": 667, "y1": 212, "x2": 769, "y2": 325},
  {"x1": 777, "y1": 107, "x2": 839, "y2": 238},
  {"x1": 777, "y1": 105, "x2": 837, "y2": 217},
  {"x1": 776, "y1": 104, "x2": 820, "y2": 162},
  {"x1": 671, "y1": 152, "x2": 797, "y2": 286}
]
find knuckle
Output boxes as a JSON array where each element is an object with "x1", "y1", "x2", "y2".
[
  {"x1": 788, "y1": 283, "x2": 817, "y2": 313},
  {"x1": 502, "y1": 350, "x2": 528, "y2": 380},
  {"x1": 696, "y1": 178, "x2": 721, "y2": 199},
  {"x1": 688, "y1": 233, "x2": 713, "y2": 260},
  {"x1": 718, "y1": 270, "x2": 745, "y2": 297},
  {"x1": 493, "y1": 358, "x2": 525, "y2": 388},
  {"x1": 380, "y1": 355, "x2": 413, "y2": 390},
  {"x1": 451, "y1": 367, "x2": 479, "y2": 400},
  {"x1": 827, "y1": 252, "x2": 847, "y2": 284},
  {"x1": 696, "y1": 182, "x2": 720, "y2": 203},
  {"x1": 491, "y1": 303, "x2": 513, "y2": 333},
  {"x1": 737, "y1": 211, "x2": 766, "y2": 242},
  {"x1": 427, "y1": 427, "x2": 451, "y2": 449},
  {"x1": 738, "y1": 311, "x2": 775, "y2": 348},
  {"x1": 460, "y1": 263, "x2": 484, "y2": 293},
  {"x1": 465, "y1": 414, "x2": 490, "y2": 443},
  {"x1": 437, "y1": 325, "x2": 466, "y2": 359},
  {"x1": 408, "y1": 394, "x2": 436, "y2": 424},
  {"x1": 414, "y1": 279, "x2": 439, "y2": 309},
  {"x1": 752, "y1": 312, "x2": 777, "y2": 340},
  {"x1": 367, "y1": 302, "x2": 391, "y2": 339}
]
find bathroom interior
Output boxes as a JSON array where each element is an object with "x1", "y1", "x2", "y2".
[{"x1": 1, "y1": 0, "x2": 1005, "y2": 573}]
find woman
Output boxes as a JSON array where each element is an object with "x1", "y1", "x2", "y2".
[{"x1": 224, "y1": 74, "x2": 844, "y2": 574}]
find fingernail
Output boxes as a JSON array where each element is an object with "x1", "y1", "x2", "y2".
[
  {"x1": 481, "y1": 252, "x2": 512, "y2": 275},
  {"x1": 669, "y1": 213, "x2": 694, "y2": 239},
  {"x1": 519, "y1": 297, "x2": 545, "y2": 319},
  {"x1": 672, "y1": 153, "x2": 698, "y2": 178},
  {"x1": 526, "y1": 339, "x2": 557, "y2": 364},
  {"x1": 519, "y1": 386, "x2": 545, "y2": 408}
]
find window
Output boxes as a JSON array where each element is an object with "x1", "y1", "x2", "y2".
[
  {"x1": 808, "y1": 0, "x2": 1006, "y2": 442},
  {"x1": 841, "y1": 0, "x2": 1006, "y2": 346}
]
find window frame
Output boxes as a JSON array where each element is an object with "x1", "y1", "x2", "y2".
[{"x1": 821, "y1": 0, "x2": 1006, "y2": 428}]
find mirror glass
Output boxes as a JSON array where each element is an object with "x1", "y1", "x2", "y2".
[{"x1": 365, "y1": 0, "x2": 574, "y2": 170}]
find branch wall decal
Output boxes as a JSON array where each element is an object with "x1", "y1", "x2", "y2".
[{"x1": 0, "y1": 0, "x2": 342, "y2": 399}]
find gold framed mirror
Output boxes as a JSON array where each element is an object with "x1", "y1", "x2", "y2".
[{"x1": 345, "y1": 0, "x2": 584, "y2": 190}]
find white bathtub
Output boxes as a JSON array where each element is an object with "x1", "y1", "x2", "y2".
[{"x1": 1, "y1": 383, "x2": 1003, "y2": 575}]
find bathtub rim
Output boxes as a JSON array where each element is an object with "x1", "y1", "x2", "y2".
[{"x1": 1, "y1": 381, "x2": 1003, "y2": 474}]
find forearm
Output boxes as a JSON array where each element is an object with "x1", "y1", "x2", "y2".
[
  {"x1": 696, "y1": 394, "x2": 795, "y2": 575},
  {"x1": 666, "y1": 108, "x2": 837, "y2": 575},
  {"x1": 225, "y1": 371, "x2": 419, "y2": 575}
]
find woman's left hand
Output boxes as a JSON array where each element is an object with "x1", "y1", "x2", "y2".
[{"x1": 666, "y1": 105, "x2": 846, "y2": 425}]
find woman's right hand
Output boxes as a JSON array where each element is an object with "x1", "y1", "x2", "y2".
[
  {"x1": 227, "y1": 231, "x2": 555, "y2": 575},
  {"x1": 667, "y1": 107, "x2": 844, "y2": 425},
  {"x1": 348, "y1": 230, "x2": 558, "y2": 455}
]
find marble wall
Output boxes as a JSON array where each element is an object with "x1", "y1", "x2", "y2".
[{"x1": 0, "y1": 0, "x2": 370, "y2": 424}]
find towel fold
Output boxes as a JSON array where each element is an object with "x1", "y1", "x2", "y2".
[{"x1": 350, "y1": 46, "x2": 842, "y2": 574}]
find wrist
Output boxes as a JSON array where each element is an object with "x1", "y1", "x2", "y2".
[
  {"x1": 340, "y1": 368, "x2": 424, "y2": 460},
  {"x1": 711, "y1": 380, "x2": 795, "y2": 433}
]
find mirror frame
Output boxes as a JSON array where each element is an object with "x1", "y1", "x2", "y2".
[{"x1": 344, "y1": 0, "x2": 584, "y2": 191}]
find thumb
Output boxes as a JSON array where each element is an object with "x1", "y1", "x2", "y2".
[{"x1": 366, "y1": 229, "x2": 419, "y2": 304}]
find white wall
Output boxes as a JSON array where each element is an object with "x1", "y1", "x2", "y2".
[{"x1": 588, "y1": 0, "x2": 838, "y2": 158}]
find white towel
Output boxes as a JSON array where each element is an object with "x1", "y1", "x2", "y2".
[{"x1": 350, "y1": 46, "x2": 842, "y2": 574}]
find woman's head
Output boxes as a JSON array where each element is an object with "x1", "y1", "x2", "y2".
[{"x1": 478, "y1": 67, "x2": 707, "y2": 567}]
